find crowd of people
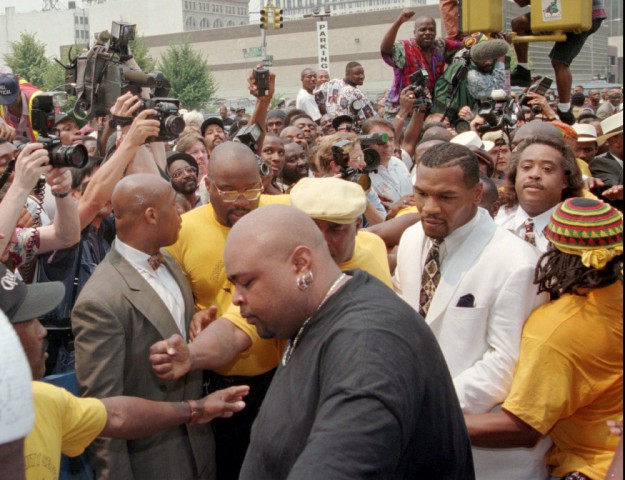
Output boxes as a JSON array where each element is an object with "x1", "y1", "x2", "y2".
[{"x1": 0, "y1": 3, "x2": 623, "y2": 480}]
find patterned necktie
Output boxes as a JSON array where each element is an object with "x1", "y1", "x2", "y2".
[
  {"x1": 419, "y1": 239, "x2": 443, "y2": 318},
  {"x1": 524, "y1": 218, "x2": 536, "y2": 246},
  {"x1": 147, "y1": 252, "x2": 165, "y2": 271}
]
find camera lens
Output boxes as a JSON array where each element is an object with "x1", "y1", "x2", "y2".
[
  {"x1": 454, "y1": 120, "x2": 471, "y2": 133},
  {"x1": 163, "y1": 115, "x2": 185, "y2": 137},
  {"x1": 50, "y1": 144, "x2": 89, "y2": 169},
  {"x1": 346, "y1": 172, "x2": 371, "y2": 191}
]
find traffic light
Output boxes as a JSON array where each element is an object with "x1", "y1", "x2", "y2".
[
  {"x1": 273, "y1": 8, "x2": 283, "y2": 29},
  {"x1": 260, "y1": 7, "x2": 269, "y2": 29}
]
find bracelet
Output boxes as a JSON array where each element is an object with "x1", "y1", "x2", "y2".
[
  {"x1": 52, "y1": 190, "x2": 71, "y2": 199},
  {"x1": 395, "y1": 115, "x2": 406, "y2": 123},
  {"x1": 185, "y1": 400, "x2": 201, "y2": 424}
]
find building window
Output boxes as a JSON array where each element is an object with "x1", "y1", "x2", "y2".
[
  {"x1": 200, "y1": 17, "x2": 210, "y2": 29},
  {"x1": 213, "y1": 18, "x2": 223, "y2": 28},
  {"x1": 75, "y1": 16, "x2": 79, "y2": 24},
  {"x1": 227, "y1": 20, "x2": 234, "y2": 26},
  {"x1": 76, "y1": 29, "x2": 80, "y2": 38},
  {"x1": 186, "y1": 16, "x2": 196, "y2": 29}
]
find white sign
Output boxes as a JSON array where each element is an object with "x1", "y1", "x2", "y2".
[{"x1": 317, "y1": 21, "x2": 330, "y2": 72}]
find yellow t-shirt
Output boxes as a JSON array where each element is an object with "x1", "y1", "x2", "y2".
[
  {"x1": 503, "y1": 281, "x2": 623, "y2": 479},
  {"x1": 25, "y1": 382, "x2": 107, "y2": 480},
  {"x1": 167, "y1": 195, "x2": 290, "y2": 377},
  {"x1": 339, "y1": 231, "x2": 392, "y2": 288}
]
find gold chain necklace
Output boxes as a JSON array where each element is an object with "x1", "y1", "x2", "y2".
[{"x1": 281, "y1": 273, "x2": 348, "y2": 366}]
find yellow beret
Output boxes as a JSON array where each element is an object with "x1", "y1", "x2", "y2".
[{"x1": 290, "y1": 177, "x2": 366, "y2": 224}]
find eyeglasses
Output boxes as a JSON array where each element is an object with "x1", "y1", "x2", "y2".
[
  {"x1": 215, "y1": 185, "x2": 263, "y2": 202},
  {"x1": 171, "y1": 166, "x2": 198, "y2": 180}
]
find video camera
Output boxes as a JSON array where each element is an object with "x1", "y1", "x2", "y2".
[
  {"x1": 476, "y1": 89, "x2": 517, "y2": 134},
  {"x1": 331, "y1": 139, "x2": 380, "y2": 190},
  {"x1": 64, "y1": 21, "x2": 174, "y2": 120},
  {"x1": 27, "y1": 92, "x2": 88, "y2": 169},
  {"x1": 407, "y1": 69, "x2": 432, "y2": 111}
]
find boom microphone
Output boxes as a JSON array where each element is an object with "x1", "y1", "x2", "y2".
[{"x1": 470, "y1": 39, "x2": 509, "y2": 63}]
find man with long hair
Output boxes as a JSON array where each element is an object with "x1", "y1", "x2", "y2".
[{"x1": 465, "y1": 197, "x2": 623, "y2": 480}]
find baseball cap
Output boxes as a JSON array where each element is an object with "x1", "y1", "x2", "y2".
[
  {"x1": 0, "y1": 74, "x2": 19, "y2": 105},
  {"x1": 0, "y1": 264, "x2": 65, "y2": 324},
  {"x1": 332, "y1": 114, "x2": 353, "y2": 131},
  {"x1": 200, "y1": 117, "x2": 225, "y2": 137}
]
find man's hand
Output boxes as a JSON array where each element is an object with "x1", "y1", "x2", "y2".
[
  {"x1": 122, "y1": 109, "x2": 161, "y2": 147},
  {"x1": 46, "y1": 167, "x2": 72, "y2": 197},
  {"x1": 398, "y1": 87, "x2": 415, "y2": 116},
  {"x1": 189, "y1": 306, "x2": 219, "y2": 341},
  {"x1": 386, "y1": 194, "x2": 416, "y2": 220},
  {"x1": 603, "y1": 185, "x2": 623, "y2": 201},
  {"x1": 14, "y1": 143, "x2": 50, "y2": 191},
  {"x1": 149, "y1": 334, "x2": 193, "y2": 381},
  {"x1": 526, "y1": 92, "x2": 557, "y2": 120},
  {"x1": 194, "y1": 385, "x2": 249, "y2": 424},
  {"x1": 584, "y1": 176, "x2": 605, "y2": 192},
  {"x1": 397, "y1": 9, "x2": 416, "y2": 24},
  {"x1": 458, "y1": 106, "x2": 475, "y2": 122},
  {"x1": 0, "y1": 121, "x2": 16, "y2": 142},
  {"x1": 110, "y1": 92, "x2": 143, "y2": 118}
]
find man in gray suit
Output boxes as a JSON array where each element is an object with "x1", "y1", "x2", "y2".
[{"x1": 72, "y1": 174, "x2": 215, "y2": 479}]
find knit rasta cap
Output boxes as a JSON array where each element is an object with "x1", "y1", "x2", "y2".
[{"x1": 546, "y1": 197, "x2": 623, "y2": 268}]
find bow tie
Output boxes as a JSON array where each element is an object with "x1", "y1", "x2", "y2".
[{"x1": 147, "y1": 252, "x2": 166, "y2": 271}]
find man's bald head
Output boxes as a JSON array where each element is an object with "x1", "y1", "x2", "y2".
[
  {"x1": 112, "y1": 173, "x2": 172, "y2": 220},
  {"x1": 512, "y1": 121, "x2": 562, "y2": 148},
  {"x1": 112, "y1": 173, "x2": 180, "y2": 250},
  {"x1": 225, "y1": 205, "x2": 341, "y2": 340},
  {"x1": 209, "y1": 141, "x2": 260, "y2": 182}
]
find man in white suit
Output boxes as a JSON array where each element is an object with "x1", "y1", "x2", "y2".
[{"x1": 394, "y1": 142, "x2": 550, "y2": 479}]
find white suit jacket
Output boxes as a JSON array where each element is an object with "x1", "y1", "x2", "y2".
[{"x1": 395, "y1": 208, "x2": 551, "y2": 479}]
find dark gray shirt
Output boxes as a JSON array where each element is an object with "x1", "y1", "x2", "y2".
[{"x1": 240, "y1": 270, "x2": 474, "y2": 480}]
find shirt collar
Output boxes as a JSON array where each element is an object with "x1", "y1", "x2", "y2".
[
  {"x1": 513, "y1": 205, "x2": 557, "y2": 234},
  {"x1": 428, "y1": 208, "x2": 483, "y2": 257},
  {"x1": 115, "y1": 238, "x2": 158, "y2": 276}
]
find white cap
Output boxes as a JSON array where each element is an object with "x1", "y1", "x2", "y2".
[{"x1": 451, "y1": 130, "x2": 494, "y2": 151}]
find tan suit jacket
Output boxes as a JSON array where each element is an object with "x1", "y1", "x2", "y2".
[{"x1": 72, "y1": 245, "x2": 215, "y2": 480}]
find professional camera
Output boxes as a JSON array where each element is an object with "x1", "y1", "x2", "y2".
[
  {"x1": 253, "y1": 67, "x2": 270, "y2": 97},
  {"x1": 407, "y1": 69, "x2": 432, "y2": 111},
  {"x1": 331, "y1": 139, "x2": 380, "y2": 190},
  {"x1": 64, "y1": 21, "x2": 172, "y2": 120},
  {"x1": 476, "y1": 89, "x2": 517, "y2": 134},
  {"x1": 28, "y1": 92, "x2": 88, "y2": 168},
  {"x1": 358, "y1": 132, "x2": 388, "y2": 149},
  {"x1": 518, "y1": 76, "x2": 553, "y2": 115},
  {"x1": 137, "y1": 98, "x2": 185, "y2": 143}
]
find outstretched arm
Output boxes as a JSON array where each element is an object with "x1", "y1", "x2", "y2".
[
  {"x1": 381, "y1": 9, "x2": 415, "y2": 55},
  {"x1": 100, "y1": 385, "x2": 248, "y2": 439}
]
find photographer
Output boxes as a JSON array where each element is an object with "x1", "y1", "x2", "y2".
[
  {"x1": 315, "y1": 132, "x2": 386, "y2": 225},
  {"x1": 0, "y1": 71, "x2": 43, "y2": 142},
  {"x1": 432, "y1": 38, "x2": 508, "y2": 125},
  {"x1": 101, "y1": 92, "x2": 167, "y2": 178},
  {"x1": 0, "y1": 140, "x2": 80, "y2": 271}
]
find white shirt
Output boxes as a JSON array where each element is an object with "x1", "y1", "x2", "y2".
[
  {"x1": 495, "y1": 204, "x2": 555, "y2": 253},
  {"x1": 370, "y1": 157, "x2": 413, "y2": 203},
  {"x1": 295, "y1": 88, "x2": 321, "y2": 121},
  {"x1": 114, "y1": 239, "x2": 186, "y2": 340},
  {"x1": 0, "y1": 310, "x2": 34, "y2": 443}
]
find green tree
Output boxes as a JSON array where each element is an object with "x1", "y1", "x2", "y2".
[
  {"x1": 159, "y1": 40, "x2": 218, "y2": 111},
  {"x1": 129, "y1": 36, "x2": 156, "y2": 73},
  {"x1": 3, "y1": 32, "x2": 51, "y2": 87}
]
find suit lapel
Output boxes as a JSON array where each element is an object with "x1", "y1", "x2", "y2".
[
  {"x1": 162, "y1": 251, "x2": 195, "y2": 329},
  {"x1": 108, "y1": 246, "x2": 184, "y2": 340},
  {"x1": 425, "y1": 213, "x2": 497, "y2": 325}
]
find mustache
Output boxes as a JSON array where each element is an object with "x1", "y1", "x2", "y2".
[{"x1": 523, "y1": 181, "x2": 544, "y2": 189}]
